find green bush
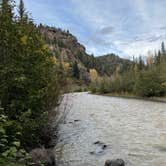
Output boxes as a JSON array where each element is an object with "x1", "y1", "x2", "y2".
[
  {"x1": 134, "y1": 70, "x2": 165, "y2": 97},
  {"x1": 0, "y1": 108, "x2": 29, "y2": 166}
]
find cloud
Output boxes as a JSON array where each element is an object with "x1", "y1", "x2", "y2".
[
  {"x1": 88, "y1": 35, "x2": 110, "y2": 46},
  {"x1": 15, "y1": 0, "x2": 166, "y2": 58},
  {"x1": 160, "y1": 26, "x2": 166, "y2": 30},
  {"x1": 99, "y1": 26, "x2": 114, "y2": 35}
]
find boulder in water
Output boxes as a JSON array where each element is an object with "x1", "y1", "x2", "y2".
[{"x1": 105, "y1": 159, "x2": 125, "y2": 166}]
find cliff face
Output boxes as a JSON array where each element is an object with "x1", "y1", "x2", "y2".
[
  {"x1": 40, "y1": 26, "x2": 85, "y2": 62},
  {"x1": 40, "y1": 25, "x2": 90, "y2": 81}
]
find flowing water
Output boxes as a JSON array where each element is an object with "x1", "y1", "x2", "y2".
[{"x1": 54, "y1": 92, "x2": 166, "y2": 166}]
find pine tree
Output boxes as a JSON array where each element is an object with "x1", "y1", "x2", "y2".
[
  {"x1": 0, "y1": 0, "x2": 15, "y2": 92},
  {"x1": 18, "y1": 0, "x2": 25, "y2": 19},
  {"x1": 72, "y1": 62, "x2": 80, "y2": 79},
  {"x1": 0, "y1": 0, "x2": 13, "y2": 20},
  {"x1": 138, "y1": 56, "x2": 145, "y2": 70},
  {"x1": 161, "y1": 41, "x2": 166, "y2": 62},
  {"x1": 161, "y1": 41, "x2": 165, "y2": 54},
  {"x1": 157, "y1": 50, "x2": 161, "y2": 64},
  {"x1": 0, "y1": 0, "x2": 62, "y2": 156}
]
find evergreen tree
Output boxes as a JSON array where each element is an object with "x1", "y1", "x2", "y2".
[
  {"x1": 134, "y1": 69, "x2": 165, "y2": 97},
  {"x1": 18, "y1": 0, "x2": 26, "y2": 21},
  {"x1": 157, "y1": 50, "x2": 161, "y2": 64},
  {"x1": 161, "y1": 41, "x2": 165, "y2": 54},
  {"x1": 72, "y1": 62, "x2": 80, "y2": 79},
  {"x1": 0, "y1": 0, "x2": 13, "y2": 20},
  {"x1": 0, "y1": 1, "x2": 63, "y2": 164},
  {"x1": 161, "y1": 41, "x2": 166, "y2": 62},
  {"x1": 138, "y1": 56, "x2": 145, "y2": 70}
]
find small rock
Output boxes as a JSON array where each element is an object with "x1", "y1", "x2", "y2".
[
  {"x1": 74, "y1": 119, "x2": 80, "y2": 122},
  {"x1": 102, "y1": 144, "x2": 107, "y2": 149},
  {"x1": 105, "y1": 159, "x2": 125, "y2": 166},
  {"x1": 105, "y1": 160, "x2": 112, "y2": 166},
  {"x1": 90, "y1": 151, "x2": 94, "y2": 154},
  {"x1": 94, "y1": 141, "x2": 101, "y2": 144}
]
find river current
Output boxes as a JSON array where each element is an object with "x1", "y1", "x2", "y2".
[{"x1": 54, "y1": 92, "x2": 166, "y2": 166}]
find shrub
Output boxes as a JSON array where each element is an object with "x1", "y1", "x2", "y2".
[{"x1": 134, "y1": 70, "x2": 165, "y2": 97}]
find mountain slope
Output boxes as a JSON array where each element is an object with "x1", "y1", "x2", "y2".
[
  {"x1": 39, "y1": 25, "x2": 133, "y2": 78},
  {"x1": 95, "y1": 54, "x2": 132, "y2": 75},
  {"x1": 39, "y1": 25, "x2": 91, "y2": 81}
]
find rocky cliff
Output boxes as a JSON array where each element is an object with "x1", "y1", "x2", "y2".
[{"x1": 39, "y1": 25, "x2": 133, "y2": 80}]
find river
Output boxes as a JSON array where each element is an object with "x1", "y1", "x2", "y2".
[{"x1": 54, "y1": 92, "x2": 166, "y2": 166}]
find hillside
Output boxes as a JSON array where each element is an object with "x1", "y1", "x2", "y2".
[
  {"x1": 95, "y1": 54, "x2": 132, "y2": 75},
  {"x1": 39, "y1": 25, "x2": 133, "y2": 79},
  {"x1": 39, "y1": 25, "x2": 91, "y2": 81}
]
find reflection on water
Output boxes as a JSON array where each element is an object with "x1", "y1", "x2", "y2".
[{"x1": 54, "y1": 92, "x2": 166, "y2": 166}]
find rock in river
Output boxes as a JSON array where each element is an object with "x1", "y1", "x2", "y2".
[{"x1": 105, "y1": 159, "x2": 125, "y2": 166}]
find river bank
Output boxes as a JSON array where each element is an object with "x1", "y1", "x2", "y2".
[{"x1": 92, "y1": 92, "x2": 166, "y2": 103}]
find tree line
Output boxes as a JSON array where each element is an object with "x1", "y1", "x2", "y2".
[
  {"x1": 0, "y1": 0, "x2": 64, "y2": 165},
  {"x1": 90, "y1": 42, "x2": 166, "y2": 97}
]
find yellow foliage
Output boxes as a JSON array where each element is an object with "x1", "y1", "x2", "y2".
[
  {"x1": 42, "y1": 44, "x2": 49, "y2": 50},
  {"x1": 35, "y1": 44, "x2": 49, "y2": 55},
  {"x1": 20, "y1": 35, "x2": 28, "y2": 45},
  {"x1": 35, "y1": 50, "x2": 44, "y2": 55},
  {"x1": 51, "y1": 57, "x2": 58, "y2": 64},
  {"x1": 161, "y1": 82, "x2": 166, "y2": 86},
  {"x1": 116, "y1": 65, "x2": 121, "y2": 73},
  {"x1": 64, "y1": 62, "x2": 70, "y2": 69},
  {"x1": 62, "y1": 62, "x2": 70, "y2": 70},
  {"x1": 90, "y1": 69, "x2": 98, "y2": 80},
  {"x1": 146, "y1": 54, "x2": 153, "y2": 66}
]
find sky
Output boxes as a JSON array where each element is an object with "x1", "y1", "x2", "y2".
[{"x1": 15, "y1": 0, "x2": 166, "y2": 58}]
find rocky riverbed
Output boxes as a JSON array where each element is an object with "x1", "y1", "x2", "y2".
[{"x1": 54, "y1": 92, "x2": 166, "y2": 166}]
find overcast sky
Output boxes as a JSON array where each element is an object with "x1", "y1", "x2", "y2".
[{"x1": 15, "y1": 0, "x2": 166, "y2": 58}]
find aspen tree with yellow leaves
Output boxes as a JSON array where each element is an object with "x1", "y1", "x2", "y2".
[{"x1": 89, "y1": 68, "x2": 98, "y2": 81}]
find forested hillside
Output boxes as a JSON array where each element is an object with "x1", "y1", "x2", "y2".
[
  {"x1": 36, "y1": 16, "x2": 166, "y2": 98},
  {"x1": 95, "y1": 54, "x2": 132, "y2": 75},
  {"x1": 39, "y1": 25, "x2": 90, "y2": 82},
  {"x1": 91, "y1": 44, "x2": 166, "y2": 97},
  {"x1": 38, "y1": 25, "x2": 133, "y2": 81}
]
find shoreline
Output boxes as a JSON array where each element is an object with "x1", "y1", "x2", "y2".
[{"x1": 91, "y1": 92, "x2": 166, "y2": 103}]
